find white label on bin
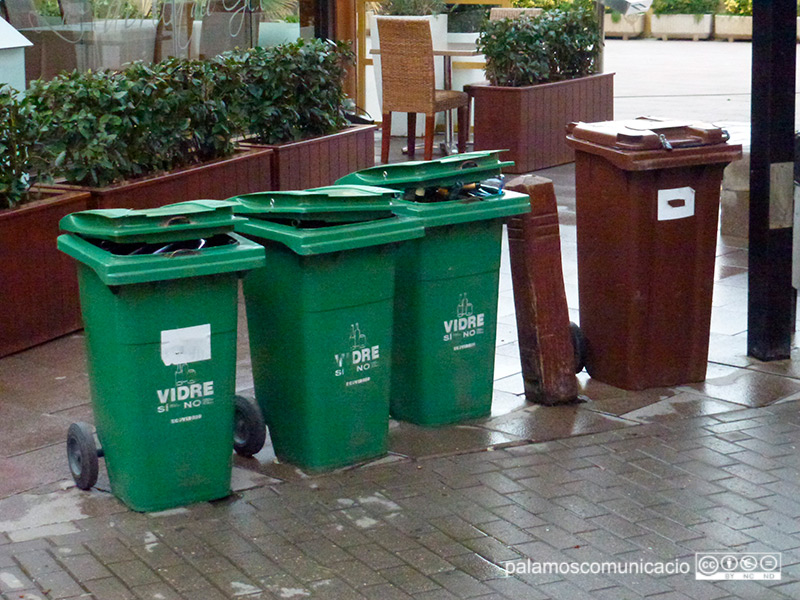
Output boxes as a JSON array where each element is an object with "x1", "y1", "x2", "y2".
[
  {"x1": 658, "y1": 187, "x2": 695, "y2": 221},
  {"x1": 161, "y1": 324, "x2": 211, "y2": 365}
]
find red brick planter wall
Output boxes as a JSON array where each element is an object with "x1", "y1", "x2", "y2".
[
  {"x1": 243, "y1": 125, "x2": 376, "y2": 191},
  {"x1": 470, "y1": 73, "x2": 614, "y2": 173},
  {"x1": 0, "y1": 188, "x2": 91, "y2": 357}
]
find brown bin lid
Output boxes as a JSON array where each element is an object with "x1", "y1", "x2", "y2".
[{"x1": 566, "y1": 117, "x2": 743, "y2": 171}]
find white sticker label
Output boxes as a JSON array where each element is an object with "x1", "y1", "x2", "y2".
[
  {"x1": 658, "y1": 186, "x2": 695, "y2": 221},
  {"x1": 160, "y1": 324, "x2": 211, "y2": 365}
]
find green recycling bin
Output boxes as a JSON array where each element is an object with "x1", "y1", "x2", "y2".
[
  {"x1": 57, "y1": 200, "x2": 265, "y2": 512},
  {"x1": 337, "y1": 152, "x2": 531, "y2": 426},
  {"x1": 230, "y1": 185, "x2": 424, "y2": 471}
]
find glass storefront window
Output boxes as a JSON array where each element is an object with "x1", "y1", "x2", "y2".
[{"x1": 2, "y1": 0, "x2": 326, "y2": 84}]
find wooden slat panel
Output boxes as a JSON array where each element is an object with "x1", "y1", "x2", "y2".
[
  {"x1": 471, "y1": 73, "x2": 613, "y2": 172},
  {"x1": 308, "y1": 138, "x2": 321, "y2": 188},
  {"x1": 246, "y1": 125, "x2": 376, "y2": 190},
  {"x1": 0, "y1": 190, "x2": 91, "y2": 357}
]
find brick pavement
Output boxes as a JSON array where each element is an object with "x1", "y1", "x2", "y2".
[{"x1": 2, "y1": 400, "x2": 799, "y2": 599}]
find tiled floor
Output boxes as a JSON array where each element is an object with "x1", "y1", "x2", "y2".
[{"x1": 3, "y1": 38, "x2": 800, "y2": 598}]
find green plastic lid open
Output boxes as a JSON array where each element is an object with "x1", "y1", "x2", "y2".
[
  {"x1": 334, "y1": 151, "x2": 513, "y2": 191},
  {"x1": 228, "y1": 185, "x2": 400, "y2": 223},
  {"x1": 229, "y1": 186, "x2": 424, "y2": 256},
  {"x1": 59, "y1": 200, "x2": 240, "y2": 244}
]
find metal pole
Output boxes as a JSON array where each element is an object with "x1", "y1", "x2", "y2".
[
  {"x1": 596, "y1": 0, "x2": 604, "y2": 73},
  {"x1": 748, "y1": 0, "x2": 797, "y2": 360}
]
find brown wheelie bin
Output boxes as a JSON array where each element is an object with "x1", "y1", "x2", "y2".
[{"x1": 566, "y1": 118, "x2": 742, "y2": 390}]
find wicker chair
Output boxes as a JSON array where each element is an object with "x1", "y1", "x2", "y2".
[{"x1": 376, "y1": 16, "x2": 470, "y2": 163}]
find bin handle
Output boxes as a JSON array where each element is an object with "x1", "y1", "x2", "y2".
[
  {"x1": 164, "y1": 216, "x2": 193, "y2": 227},
  {"x1": 153, "y1": 239, "x2": 206, "y2": 255},
  {"x1": 165, "y1": 249, "x2": 202, "y2": 258}
]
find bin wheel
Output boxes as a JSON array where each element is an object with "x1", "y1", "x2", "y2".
[
  {"x1": 570, "y1": 322, "x2": 587, "y2": 374},
  {"x1": 233, "y1": 395, "x2": 266, "y2": 458},
  {"x1": 67, "y1": 422, "x2": 99, "y2": 490}
]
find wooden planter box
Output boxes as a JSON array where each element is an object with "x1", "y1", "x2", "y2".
[
  {"x1": 0, "y1": 187, "x2": 91, "y2": 357},
  {"x1": 243, "y1": 124, "x2": 376, "y2": 191},
  {"x1": 51, "y1": 147, "x2": 275, "y2": 210},
  {"x1": 714, "y1": 15, "x2": 752, "y2": 42},
  {"x1": 604, "y1": 13, "x2": 645, "y2": 39},
  {"x1": 469, "y1": 73, "x2": 614, "y2": 173},
  {"x1": 650, "y1": 14, "x2": 713, "y2": 41}
]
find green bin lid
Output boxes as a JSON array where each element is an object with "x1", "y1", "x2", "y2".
[
  {"x1": 231, "y1": 186, "x2": 424, "y2": 255},
  {"x1": 391, "y1": 188, "x2": 531, "y2": 228},
  {"x1": 57, "y1": 232, "x2": 266, "y2": 286},
  {"x1": 59, "y1": 200, "x2": 240, "y2": 244},
  {"x1": 234, "y1": 216, "x2": 424, "y2": 256},
  {"x1": 229, "y1": 185, "x2": 400, "y2": 223},
  {"x1": 334, "y1": 151, "x2": 514, "y2": 191}
]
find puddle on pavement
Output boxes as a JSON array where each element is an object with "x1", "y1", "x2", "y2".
[{"x1": 0, "y1": 487, "x2": 90, "y2": 533}]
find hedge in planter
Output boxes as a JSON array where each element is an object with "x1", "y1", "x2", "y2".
[
  {"x1": 232, "y1": 40, "x2": 375, "y2": 189},
  {"x1": 651, "y1": 0, "x2": 717, "y2": 40},
  {"x1": 470, "y1": 1, "x2": 612, "y2": 172},
  {"x1": 0, "y1": 86, "x2": 91, "y2": 357},
  {"x1": 33, "y1": 40, "x2": 370, "y2": 199},
  {"x1": 26, "y1": 57, "x2": 276, "y2": 209},
  {"x1": 715, "y1": 0, "x2": 752, "y2": 42},
  {"x1": 26, "y1": 61, "x2": 242, "y2": 188},
  {"x1": 604, "y1": 8, "x2": 645, "y2": 40}
]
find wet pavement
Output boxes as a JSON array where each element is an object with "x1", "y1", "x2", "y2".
[{"x1": 2, "y1": 39, "x2": 800, "y2": 599}]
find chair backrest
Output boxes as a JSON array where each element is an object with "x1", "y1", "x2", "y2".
[
  {"x1": 376, "y1": 16, "x2": 436, "y2": 115},
  {"x1": 489, "y1": 7, "x2": 542, "y2": 20},
  {"x1": 3, "y1": 0, "x2": 42, "y2": 28}
]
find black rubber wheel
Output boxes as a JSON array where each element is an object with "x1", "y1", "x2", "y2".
[
  {"x1": 67, "y1": 422, "x2": 99, "y2": 490},
  {"x1": 233, "y1": 395, "x2": 266, "y2": 458},
  {"x1": 570, "y1": 322, "x2": 587, "y2": 374}
]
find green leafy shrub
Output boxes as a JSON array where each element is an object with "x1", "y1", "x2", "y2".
[
  {"x1": 223, "y1": 39, "x2": 353, "y2": 144},
  {"x1": 478, "y1": 2, "x2": 600, "y2": 87},
  {"x1": 722, "y1": 0, "x2": 751, "y2": 15},
  {"x1": 512, "y1": 0, "x2": 559, "y2": 9},
  {"x1": 284, "y1": 39, "x2": 353, "y2": 140},
  {"x1": 512, "y1": 0, "x2": 594, "y2": 10},
  {"x1": 447, "y1": 4, "x2": 491, "y2": 33},
  {"x1": 19, "y1": 39, "x2": 352, "y2": 187},
  {"x1": 0, "y1": 87, "x2": 43, "y2": 209},
  {"x1": 33, "y1": 0, "x2": 62, "y2": 18},
  {"x1": 378, "y1": 0, "x2": 446, "y2": 15},
  {"x1": 26, "y1": 70, "x2": 136, "y2": 187},
  {"x1": 92, "y1": 0, "x2": 143, "y2": 19},
  {"x1": 651, "y1": 0, "x2": 718, "y2": 15}
]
